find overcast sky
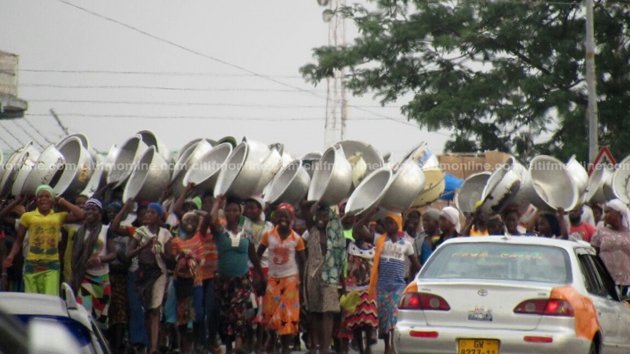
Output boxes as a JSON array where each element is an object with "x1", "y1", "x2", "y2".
[{"x1": 1, "y1": 0, "x2": 452, "y2": 162}]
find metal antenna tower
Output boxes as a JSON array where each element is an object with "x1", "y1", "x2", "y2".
[{"x1": 320, "y1": 0, "x2": 347, "y2": 149}]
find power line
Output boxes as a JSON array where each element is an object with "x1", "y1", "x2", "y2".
[
  {"x1": 21, "y1": 118, "x2": 56, "y2": 145},
  {"x1": 10, "y1": 120, "x2": 46, "y2": 149},
  {"x1": 0, "y1": 122, "x2": 27, "y2": 148},
  {"x1": 26, "y1": 113, "x2": 325, "y2": 121},
  {"x1": 24, "y1": 112, "x2": 453, "y2": 135},
  {"x1": 28, "y1": 98, "x2": 402, "y2": 109},
  {"x1": 23, "y1": 112, "x2": 402, "y2": 122},
  {"x1": 0, "y1": 133, "x2": 18, "y2": 151},
  {"x1": 16, "y1": 69, "x2": 303, "y2": 79},
  {"x1": 21, "y1": 83, "x2": 325, "y2": 93},
  {"x1": 54, "y1": 0, "x2": 422, "y2": 131}
]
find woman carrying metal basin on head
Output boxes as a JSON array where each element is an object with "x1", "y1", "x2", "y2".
[
  {"x1": 207, "y1": 195, "x2": 266, "y2": 354},
  {"x1": 352, "y1": 207, "x2": 420, "y2": 354},
  {"x1": 2, "y1": 185, "x2": 85, "y2": 295},
  {"x1": 299, "y1": 200, "x2": 348, "y2": 354}
]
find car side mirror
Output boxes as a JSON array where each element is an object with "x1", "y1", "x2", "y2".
[{"x1": 28, "y1": 318, "x2": 82, "y2": 354}]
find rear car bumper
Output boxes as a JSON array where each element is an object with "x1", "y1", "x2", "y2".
[{"x1": 394, "y1": 323, "x2": 591, "y2": 354}]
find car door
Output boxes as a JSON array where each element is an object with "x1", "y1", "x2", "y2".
[
  {"x1": 586, "y1": 254, "x2": 630, "y2": 353},
  {"x1": 575, "y1": 251, "x2": 619, "y2": 351}
]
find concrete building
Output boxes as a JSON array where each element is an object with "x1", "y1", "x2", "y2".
[{"x1": 0, "y1": 50, "x2": 28, "y2": 119}]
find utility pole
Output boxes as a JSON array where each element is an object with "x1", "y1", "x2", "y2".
[
  {"x1": 320, "y1": 0, "x2": 347, "y2": 149},
  {"x1": 50, "y1": 109, "x2": 70, "y2": 136},
  {"x1": 585, "y1": 0, "x2": 598, "y2": 163}
]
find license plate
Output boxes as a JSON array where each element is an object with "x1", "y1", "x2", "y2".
[{"x1": 458, "y1": 339, "x2": 499, "y2": 354}]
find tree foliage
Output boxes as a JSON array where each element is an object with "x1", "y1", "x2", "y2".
[{"x1": 300, "y1": 0, "x2": 630, "y2": 163}]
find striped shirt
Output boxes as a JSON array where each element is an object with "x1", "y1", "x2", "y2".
[
  {"x1": 171, "y1": 234, "x2": 204, "y2": 286},
  {"x1": 377, "y1": 237, "x2": 414, "y2": 292}
]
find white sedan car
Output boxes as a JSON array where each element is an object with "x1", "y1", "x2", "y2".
[{"x1": 394, "y1": 236, "x2": 630, "y2": 354}]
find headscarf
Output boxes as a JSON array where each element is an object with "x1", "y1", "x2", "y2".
[
  {"x1": 606, "y1": 199, "x2": 630, "y2": 229},
  {"x1": 35, "y1": 185, "x2": 55, "y2": 198},
  {"x1": 183, "y1": 198, "x2": 200, "y2": 210},
  {"x1": 192, "y1": 196, "x2": 202, "y2": 210},
  {"x1": 107, "y1": 201, "x2": 123, "y2": 211},
  {"x1": 276, "y1": 203, "x2": 295, "y2": 219},
  {"x1": 84, "y1": 198, "x2": 103, "y2": 211},
  {"x1": 182, "y1": 211, "x2": 198, "y2": 221},
  {"x1": 422, "y1": 208, "x2": 440, "y2": 222},
  {"x1": 148, "y1": 202, "x2": 164, "y2": 217},
  {"x1": 440, "y1": 206, "x2": 462, "y2": 233},
  {"x1": 385, "y1": 212, "x2": 403, "y2": 232}
]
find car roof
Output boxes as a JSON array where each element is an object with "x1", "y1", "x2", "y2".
[
  {"x1": 0, "y1": 292, "x2": 68, "y2": 317},
  {"x1": 440, "y1": 235, "x2": 592, "y2": 252}
]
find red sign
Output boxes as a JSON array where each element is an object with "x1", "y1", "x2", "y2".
[{"x1": 588, "y1": 147, "x2": 616, "y2": 176}]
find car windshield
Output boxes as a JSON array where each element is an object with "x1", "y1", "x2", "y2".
[
  {"x1": 14, "y1": 315, "x2": 96, "y2": 354},
  {"x1": 421, "y1": 242, "x2": 571, "y2": 284}
]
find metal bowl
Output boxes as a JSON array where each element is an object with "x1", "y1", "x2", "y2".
[
  {"x1": 137, "y1": 130, "x2": 172, "y2": 164},
  {"x1": 480, "y1": 165, "x2": 521, "y2": 215},
  {"x1": 523, "y1": 155, "x2": 579, "y2": 212},
  {"x1": 301, "y1": 152, "x2": 322, "y2": 179},
  {"x1": 182, "y1": 143, "x2": 233, "y2": 197},
  {"x1": 265, "y1": 159, "x2": 311, "y2": 205},
  {"x1": 56, "y1": 133, "x2": 89, "y2": 149},
  {"x1": 380, "y1": 161, "x2": 426, "y2": 213},
  {"x1": 214, "y1": 139, "x2": 271, "y2": 199},
  {"x1": 346, "y1": 167, "x2": 392, "y2": 215},
  {"x1": 307, "y1": 145, "x2": 353, "y2": 206},
  {"x1": 9, "y1": 143, "x2": 41, "y2": 197},
  {"x1": 123, "y1": 147, "x2": 171, "y2": 202},
  {"x1": 254, "y1": 146, "x2": 284, "y2": 193},
  {"x1": 91, "y1": 144, "x2": 119, "y2": 190},
  {"x1": 412, "y1": 167, "x2": 446, "y2": 207},
  {"x1": 107, "y1": 136, "x2": 148, "y2": 185},
  {"x1": 585, "y1": 163, "x2": 615, "y2": 203},
  {"x1": 503, "y1": 156, "x2": 533, "y2": 215},
  {"x1": 400, "y1": 142, "x2": 440, "y2": 170},
  {"x1": 333, "y1": 140, "x2": 384, "y2": 188},
  {"x1": 54, "y1": 136, "x2": 95, "y2": 199},
  {"x1": 610, "y1": 155, "x2": 630, "y2": 204},
  {"x1": 0, "y1": 147, "x2": 30, "y2": 197},
  {"x1": 218, "y1": 136, "x2": 237, "y2": 148},
  {"x1": 455, "y1": 171, "x2": 491, "y2": 214},
  {"x1": 566, "y1": 155, "x2": 588, "y2": 197},
  {"x1": 177, "y1": 138, "x2": 202, "y2": 161},
  {"x1": 22, "y1": 144, "x2": 65, "y2": 196},
  {"x1": 170, "y1": 138, "x2": 214, "y2": 197}
]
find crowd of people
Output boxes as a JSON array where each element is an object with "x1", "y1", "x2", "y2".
[{"x1": 0, "y1": 180, "x2": 628, "y2": 354}]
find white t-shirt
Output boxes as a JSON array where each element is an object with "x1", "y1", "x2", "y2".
[
  {"x1": 381, "y1": 238, "x2": 415, "y2": 262},
  {"x1": 261, "y1": 230, "x2": 305, "y2": 278}
]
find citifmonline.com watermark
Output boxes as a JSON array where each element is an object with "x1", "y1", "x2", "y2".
[{"x1": 3, "y1": 159, "x2": 621, "y2": 174}]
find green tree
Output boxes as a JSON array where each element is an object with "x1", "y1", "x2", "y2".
[{"x1": 300, "y1": 0, "x2": 630, "y2": 163}]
